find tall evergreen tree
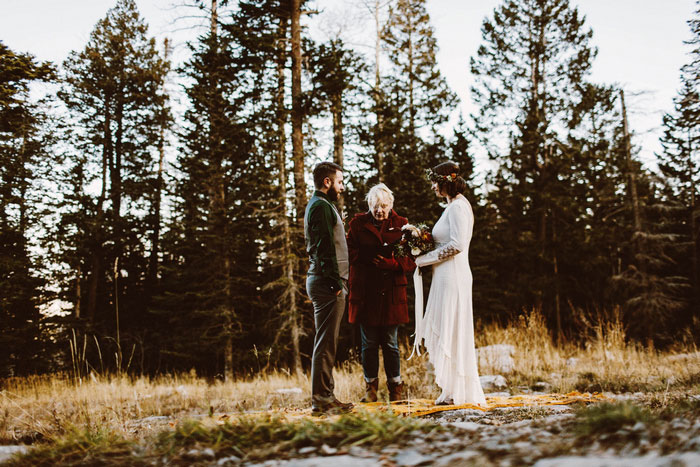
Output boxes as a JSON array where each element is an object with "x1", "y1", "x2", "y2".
[
  {"x1": 381, "y1": 0, "x2": 458, "y2": 223},
  {"x1": 655, "y1": 11, "x2": 700, "y2": 333},
  {"x1": 154, "y1": 0, "x2": 282, "y2": 376},
  {"x1": 221, "y1": 0, "x2": 309, "y2": 373},
  {"x1": 55, "y1": 0, "x2": 169, "y2": 371},
  {"x1": 0, "y1": 42, "x2": 54, "y2": 376},
  {"x1": 566, "y1": 84, "x2": 628, "y2": 313},
  {"x1": 659, "y1": 77, "x2": 699, "y2": 300},
  {"x1": 470, "y1": 0, "x2": 597, "y2": 332},
  {"x1": 308, "y1": 38, "x2": 365, "y2": 214}
]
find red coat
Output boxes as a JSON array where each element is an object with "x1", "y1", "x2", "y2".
[{"x1": 347, "y1": 211, "x2": 416, "y2": 326}]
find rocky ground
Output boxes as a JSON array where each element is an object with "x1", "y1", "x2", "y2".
[{"x1": 238, "y1": 393, "x2": 700, "y2": 467}]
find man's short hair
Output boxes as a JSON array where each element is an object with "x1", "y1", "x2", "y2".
[{"x1": 313, "y1": 162, "x2": 343, "y2": 189}]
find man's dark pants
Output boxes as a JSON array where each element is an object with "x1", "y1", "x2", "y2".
[{"x1": 306, "y1": 275, "x2": 346, "y2": 407}]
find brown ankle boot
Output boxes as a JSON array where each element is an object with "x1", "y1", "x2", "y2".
[
  {"x1": 388, "y1": 381, "x2": 405, "y2": 402},
  {"x1": 360, "y1": 380, "x2": 378, "y2": 402}
]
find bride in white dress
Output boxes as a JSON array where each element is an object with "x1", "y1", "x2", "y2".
[{"x1": 413, "y1": 161, "x2": 486, "y2": 406}]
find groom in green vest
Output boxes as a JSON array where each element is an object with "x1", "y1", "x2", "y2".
[{"x1": 304, "y1": 162, "x2": 353, "y2": 416}]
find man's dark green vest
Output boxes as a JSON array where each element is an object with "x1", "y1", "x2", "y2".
[{"x1": 304, "y1": 190, "x2": 349, "y2": 290}]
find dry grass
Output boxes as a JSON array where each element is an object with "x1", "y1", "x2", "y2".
[
  {"x1": 1, "y1": 310, "x2": 699, "y2": 448},
  {"x1": 475, "y1": 309, "x2": 700, "y2": 394}
]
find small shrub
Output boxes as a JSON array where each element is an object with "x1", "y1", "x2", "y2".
[
  {"x1": 157, "y1": 410, "x2": 443, "y2": 460},
  {"x1": 7, "y1": 426, "x2": 135, "y2": 466},
  {"x1": 575, "y1": 402, "x2": 655, "y2": 436}
]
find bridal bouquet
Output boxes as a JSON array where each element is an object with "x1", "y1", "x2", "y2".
[{"x1": 394, "y1": 223, "x2": 434, "y2": 258}]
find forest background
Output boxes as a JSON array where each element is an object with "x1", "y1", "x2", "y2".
[{"x1": 2, "y1": 0, "x2": 700, "y2": 380}]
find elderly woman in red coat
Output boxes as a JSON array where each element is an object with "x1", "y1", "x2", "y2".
[{"x1": 347, "y1": 183, "x2": 416, "y2": 402}]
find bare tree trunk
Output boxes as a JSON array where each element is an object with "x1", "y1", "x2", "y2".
[
  {"x1": 148, "y1": 38, "x2": 170, "y2": 289},
  {"x1": 275, "y1": 14, "x2": 302, "y2": 374},
  {"x1": 552, "y1": 209, "x2": 561, "y2": 342},
  {"x1": 86, "y1": 103, "x2": 111, "y2": 323},
  {"x1": 211, "y1": 0, "x2": 217, "y2": 37},
  {"x1": 113, "y1": 257, "x2": 122, "y2": 372},
  {"x1": 620, "y1": 90, "x2": 642, "y2": 234},
  {"x1": 290, "y1": 0, "x2": 306, "y2": 225},
  {"x1": 208, "y1": 0, "x2": 234, "y2": 381},
  {"x1": 289, "y1": 1, "x2": 309, "y2": 370},
  {"x1": 407, "y1": 11, "x2": 416, "y2": 156},
  {"x1": 692, "y1": 184, "x2": 699, "y2": 299},
  {"x1": 373, "y1": 0, "x2": 385, "y2": 181},
  {"x1": 75, "y1": 265, "x2": 82, "y2": 319},
  {"x1": 331, "y1": 92, "x2": 344, "y2": 214},
  {"x1": 687, "y1": 128, "x2": 699, "y2": 298},
  {"x1": 112, "y1": 100, "x2": 124, "y2": 321}
]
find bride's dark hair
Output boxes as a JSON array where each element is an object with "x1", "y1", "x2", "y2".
[{"x1": 431, "y1": 161, "x2": 466, "y2": 197}]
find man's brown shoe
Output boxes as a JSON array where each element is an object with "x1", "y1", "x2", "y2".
[
  {"x1": 388, "y1": 381, "x2": 405, "y2": 402},
  {"x1": 360, "y1": 380, "x2": 378, "y2": 403},
  {"x1": 311, "y1": 398, "x2": 353, "y2": 416}
]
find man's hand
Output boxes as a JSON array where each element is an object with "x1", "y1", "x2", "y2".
[{"x1": 327, "y1": 278, "x2": 344, "y2": 296}]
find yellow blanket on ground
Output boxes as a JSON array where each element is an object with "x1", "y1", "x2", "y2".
[
  {"x1": 220, "y1": 391, "x2": 609, "y2": 421},
  {"x1": 357, "y1": 391, "x2": 609, "y2": 417}
]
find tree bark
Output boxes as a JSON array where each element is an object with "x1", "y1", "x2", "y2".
[
  {"x1": 211, "y1": 0, "x2": 217, "y2": 37},
  {"x1": 290, "y1": 0, "x2": 307, "y2": 225},
  {"x1": 331, "y1": 91, "x2": 344, "y2": 214},
  {"x1": 552, "y1": 208, "x2": 561, "y2": 341},
  {"x1": 373, "y1": 0, "x2": 385, "y2": 181},
  {"x1": 620, "y1": 90, "x2": 642, "y2": 234},
  {"x1": 275, "y1": 14, "x2": 302, "y2": 374},
  {"x1": 407, "y1": 7, "x2": 416, "y2": 155},
  {"x1": 207, "y1": 0, "x2": 234, "y2": 381},
  {"x1": 148, "y1": 38, "x2": 170, "y2": 289},
  {"x1": 75, "y1": 265, "x2": 82, "y2": 319},
  {"x1": 86, "y1": 100, "x2": 111, "y2": 323},
  {"x1": 686, "y1": 128, "x2": 699, "y2": 299}
]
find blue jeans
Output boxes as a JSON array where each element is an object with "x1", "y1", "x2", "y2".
[{"x1": 360, "y1": 324, "x2": 401, "y2": 384}]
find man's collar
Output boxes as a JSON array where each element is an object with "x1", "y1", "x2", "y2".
[{"x1": 314, "y1": 190, "x2": 332, "y2": 201}]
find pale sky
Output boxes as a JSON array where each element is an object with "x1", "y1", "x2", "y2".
[{"x1": 1, "y1": 0, "x2": 697, "y2": 171}]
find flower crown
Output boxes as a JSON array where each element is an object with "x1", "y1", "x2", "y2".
[{"x1": 426, "y1": 168, "x2": 459, "y2": 183}]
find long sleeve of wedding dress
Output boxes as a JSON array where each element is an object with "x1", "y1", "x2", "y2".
[{"x1": 414, "y1": 200, "x2": 472, "y2": 268}]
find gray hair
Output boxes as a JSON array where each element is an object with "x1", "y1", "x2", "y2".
[{"x1": 366, "y1": 183, "x2": 394, "y2": 211}]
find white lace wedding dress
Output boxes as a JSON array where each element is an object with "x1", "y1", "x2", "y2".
[{"x1": 413, "y1": 195, "x2": 486, "y2": 405}]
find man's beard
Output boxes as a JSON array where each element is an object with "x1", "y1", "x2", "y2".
[{"x1": 327, "y1": 186, "x2": 339, "y2": 201}]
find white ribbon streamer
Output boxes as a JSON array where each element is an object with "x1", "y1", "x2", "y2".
[{"x1": 407, "y1": 267, "x2": 424, "y2": 360}]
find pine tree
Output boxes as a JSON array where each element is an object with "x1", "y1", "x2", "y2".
[
  {"x1": 152, "y1": 0, "x2": 285, "y2": 376},
  {"x1": 470, "y1": 0, "x2": 597, "y2": 332},
  {"x1": 566, "y1": 84, "x2": 628, "y2": 312},
  {"x1": 656, "y1": 68, "x2": 700, "y2": 330},
  {"x1": 308, "y1": 38, "x2": 365, "y2": 214},
  {"x1": 0, "y1": 42, "x2": 54, "y2": 376},
  {"x1": 381, "y1": 0, "x2": 458, "y2": 223},
  {"x1": 55, "y1": 0, "x2": 170, "y2": 370},
  {"x1": 610, "y1": 90, "x2": 687, "y2": 341},
  {"x1": 658, "y1": 0, "x2": 700, "y2": 312}
]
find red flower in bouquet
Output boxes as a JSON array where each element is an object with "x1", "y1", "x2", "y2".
[{"x1": 394, "y1": 223, "x2": 434, "y2": 258}]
